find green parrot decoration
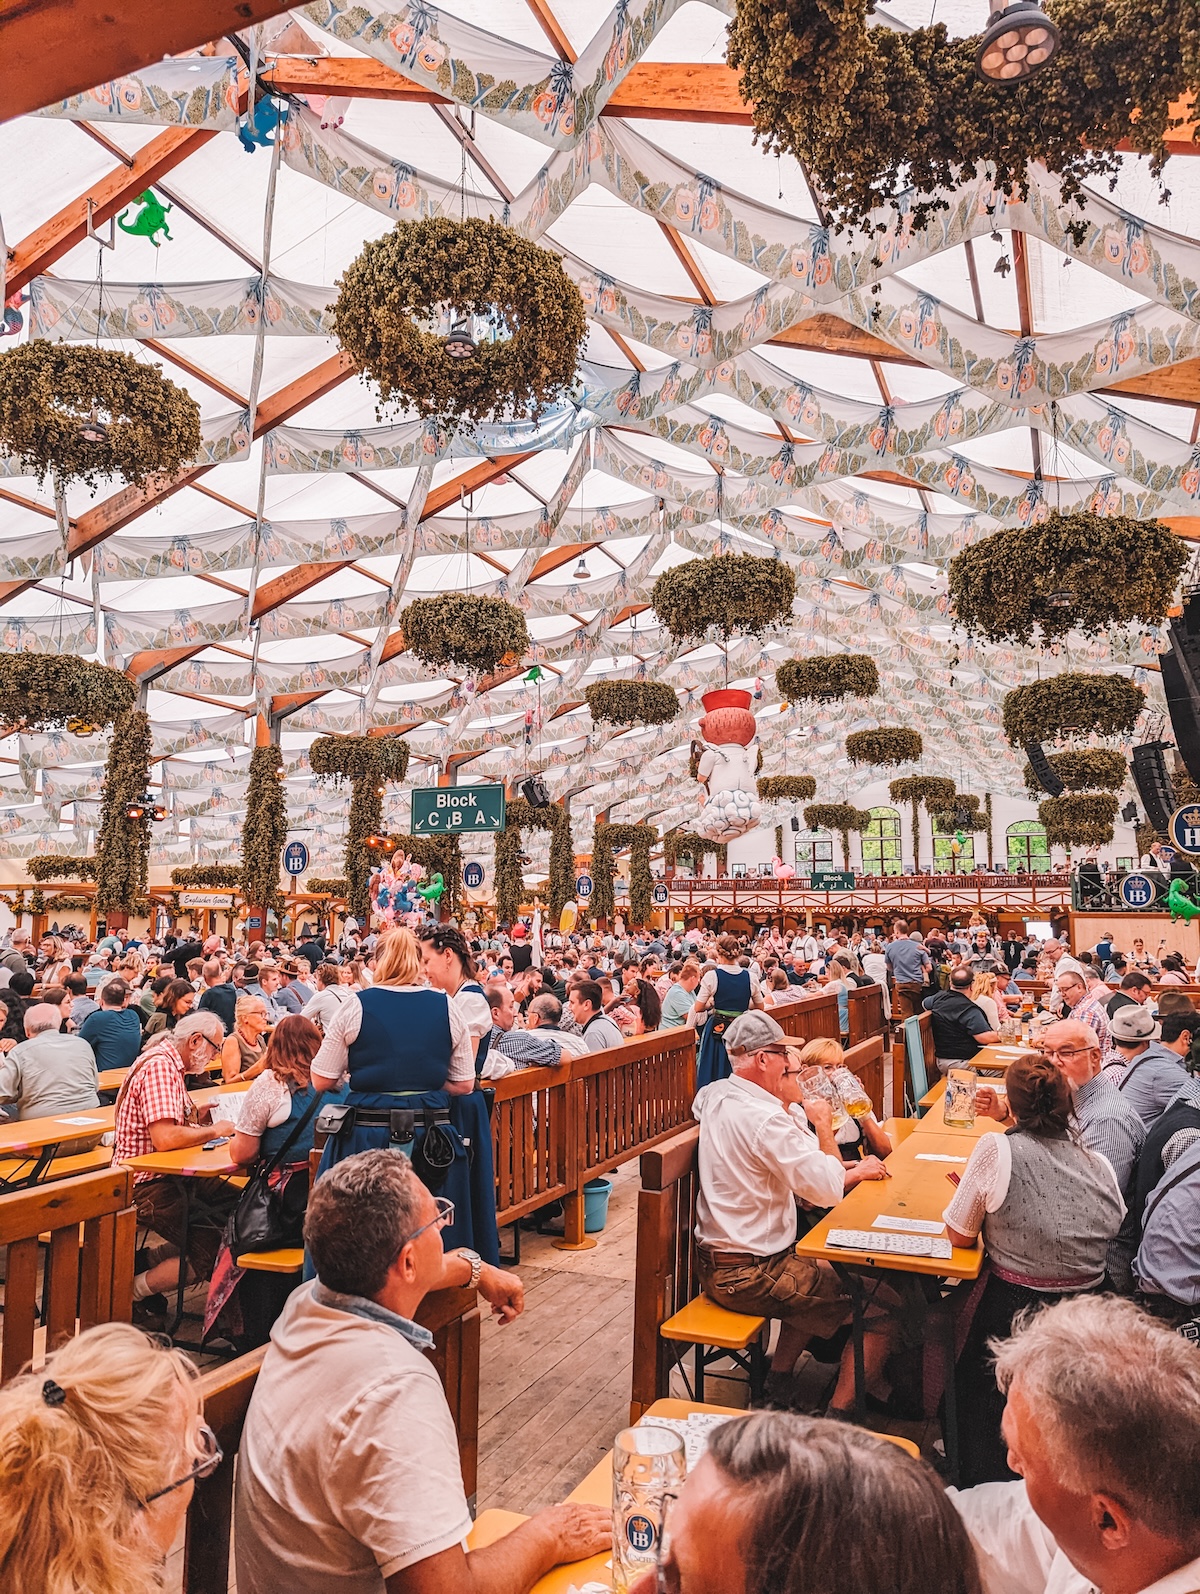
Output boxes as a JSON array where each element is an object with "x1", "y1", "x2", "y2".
[
  {"x1": 1167, "y1": 877, "x2": 1200, "y2": 923},
  {"x1": 117, "y1": 190, "x2": 173, "y2": 246}
]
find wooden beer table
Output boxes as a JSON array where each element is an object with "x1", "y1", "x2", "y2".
[{"x1": 467, "y1": 1400, "x2": 919, "y2": 1591}]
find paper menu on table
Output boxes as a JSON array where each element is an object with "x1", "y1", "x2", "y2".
[
  {"x1": 214, "y1": 1092, "x2": 245, "y2": 1130},
  {"x1": 872, "y1": 1215, "x2": 946, "y2": 1235},
  {"x1": 915, "y1": 1153, "x2": 968, "y2": 1163},
  {"x1": 56, "y1": 1115, "x2": 106, "y2": 1126},
  {"x1": 636, "y1": 1412, "x2": 736, "y2": 1471}
]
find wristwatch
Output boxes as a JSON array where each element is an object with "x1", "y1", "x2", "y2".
[{"x1": 459, "y1": 1248, "x2": 483, "y2": 1289}]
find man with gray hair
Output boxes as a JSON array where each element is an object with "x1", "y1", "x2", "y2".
[
  {"x1": 0, "y1": 1001, "x2": 98, "y2": 1120},
  {"x1": 0, "y1": 927, "x2": 31, "y2": 987},
  {"x1": 525, "y1": 991, "x2": 589, "y2": 1056},
  {"x1": 236, "y1": 1149, "x2": 607, "y2": 1594},
  {"x1": 113, "y1": 1009, "x2": 235, "y2": 1322},
  {"x1": 952, "y1": 1294, "x2": 1200, "y2": 1594},
  {"x1": 693, "y1": 1009, "x2": 892, "y2": 1411}
]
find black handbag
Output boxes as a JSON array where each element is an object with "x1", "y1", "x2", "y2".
[{"x1": 227, "y1": 1091, "x2": 322, "y2": 1256}]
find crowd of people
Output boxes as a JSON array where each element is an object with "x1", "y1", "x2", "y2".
[{"x1": 0, "y1": 905, "x2": 1199, "y2": 1592}]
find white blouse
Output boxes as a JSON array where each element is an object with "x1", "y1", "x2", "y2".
[{"x1": 311, "y1": 984, "x2": 475, "y2": 1086}]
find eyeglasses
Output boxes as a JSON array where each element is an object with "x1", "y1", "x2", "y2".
[
  {"x1": 1038, "y1": 1045, "x2": 1098, "y2": 1061},
  {"x1": 141, "y1": 1423, "x2": 223, "y2": 1505},
  {"x1": 655, "y1": 1491, "x2": 681, "y2": 1594},
  {"x1": 402, "y1": 1195, "x2": 455, "y2": 1246}
]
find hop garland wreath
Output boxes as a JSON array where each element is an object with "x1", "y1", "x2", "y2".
[
  {"x1": 1023, "y1": 748, "x2": 1128, "y2": 796},
  {"x1": 948, "y1": 513, "x2": 1187, "y2": 646},
  {"x1": 804, "y1": 802, "x2": 871, "y2": 868},
  {"x1": 757, "y1": 776, "x2": 817, "y2": 802},
  {"x1": 494, "y1": 798, "x2": 573, "y2": 926},
  {"x1": 333, "y1": 217, "x2": 587, "y2": 425},
  {"x1": 775, "y1": 655, "x2": 878, "y2": 704},
  {"x1": 1002, "y1": 673, "x2": 1144, "y2": 747},
  {"x1": 592, "y1": 821, "x2": 657, "y2": 925},
  {"x1": 310, "y1": 735, "x2": 411, "y2": 921},
  {"x1": 845, "y1": 728, "x2": 923, "y2": 767},
  {"x1": 305, "y1": 877, "x2": 347, "y2": 898},
  {"x1": 662, "y1": 829, "x2": 729, "y2": 874},
  {"x1": 889, "y1": 776, "x2": 957, "y2": 863},
  {"x1": 400, "y1": 593, "x2": 530, "y2": 678},
  {"x1": 931, "y1": 792, "x2": 984, "y2": 833},
  {"x1": 170, "y1": 865, "x2": 242, "y2": 890},
  {"x1": 727, "y1": 0, "x2": 1200, "y2": 233},
  {"x1": 240, "y1": 747, "x2": 288, "y2": 913},
  {"x1": 0, "y1": 342, "x2": 201, "y2": 489},
  {"x1": 0, "y1": 655, "x2": 135, "y2": 732},
  {"x1": 1039, "y1": 792, "x2": 1120, "y2": 848},
  {"x1": 95, "y1": 709, "x2": 152, "y2": 916},
  {"x1": 651, "y1": 554, "x2": 795, "y2": 645},
  {"x1": 584, "y1": 681, "x2": 679, "y2": 726},
  {"x1": 27, "y1": 855, "x2": 98, "y2": 883}
]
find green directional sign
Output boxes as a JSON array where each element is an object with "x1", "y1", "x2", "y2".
[
  {"x1": 411, "y1": 784, "x2": 506, "y2": 834},
  {"x1": 810, "y1": 870, "x2": 857, "y2": 891}
]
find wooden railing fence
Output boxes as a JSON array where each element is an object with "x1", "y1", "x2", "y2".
[{"x1": 0, "y1": 1166, "x2": 136, "y2": 1383}]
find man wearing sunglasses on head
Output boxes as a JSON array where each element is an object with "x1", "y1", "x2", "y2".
[
  {"x1": 236, "y1": 1149, "x2": 608, "y2": 1594},
  {"x1": 692, "y1": 1010, "x2": 892, "y2": 1414}
]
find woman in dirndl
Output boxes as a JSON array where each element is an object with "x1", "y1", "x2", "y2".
[
  {"x1": 417, "y1": 923, "x2": 493, "y2": 1075},
  {"x1": 309, "y1": 926, "x2": 499, "y2": 1262},
  {"x1": 693, "y1": 933, "x2": 764, "y2": 1091}
]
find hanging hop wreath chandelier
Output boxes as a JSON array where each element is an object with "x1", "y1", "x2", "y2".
[
  {"x1": 775, "y1": 655, "x2": 879, "y2": 705},
  {"x1": 333, "y1": 217, "x2": 587, "y2": 426},
  {"x1": 399, "y1": 593, "x2": 530, "y2": 678},
  {"x1": 0, "y1": 342, "x2": 201, "y2": 489},
  {"x1": 1002, "y1": 673, "x2": 1145, "y2": 747},
  {"x1": 651, "y1": 553, "x2": 796, "y2": 645},
  {"x1": 584, "y1": 681, "x2": 680, "y2": 726},
  {"x1": 948, "y1": 512, "x2": 1186, "y2": 647},
  {"x1": 845, "y1": 728, "x2": 923, "y2": 767},
  {"x1": 727, "y1": 0, "x2": 1200, "y2": 232}
]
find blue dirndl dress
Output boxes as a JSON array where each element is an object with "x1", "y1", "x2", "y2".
[
  {"x1": 315, "y1": 985, "x2": 500, "y2": 1263},
  {"x1": 696, "y1": 967, "x2": 753, "y2": 1092}
]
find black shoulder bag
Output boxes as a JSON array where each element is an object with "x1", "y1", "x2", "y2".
[{"x1": 227, "y1": 1091, "x2": 322, "y2": 1256}]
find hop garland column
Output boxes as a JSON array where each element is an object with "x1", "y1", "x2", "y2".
[
  {"x1": 95, "y1": 708, "x2": 152, "y2": 929},
  {"x1": 591, "y1": 821, "x2": 657, "y2": 927},
  {"x1": 240, "y1": 746, "x2": 288, "y2": 938},
  {"x1": 309, "y1": 736, "x2": 411, "y2": 924}
]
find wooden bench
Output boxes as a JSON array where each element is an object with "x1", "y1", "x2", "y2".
[
  {"x1": 182, "y1": 1282, "x2": 482, "y2": 1594},
  {"x1": 660, "y1": 1294, "x2": 766, "y2": 1403},
  {"x1": 0, "y1": 1166, "x2": 136, "y2": 1382},
  {"x1": 0, "y1": 1145, "x2": 113, "y2": 1187},
  {"x1": 236, "y1": 1248, "x2": 304, "y2": 1274}
]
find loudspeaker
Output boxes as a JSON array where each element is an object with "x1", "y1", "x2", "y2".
[
  {"x1": 1164, "y1": 591, "x2": 1200, "y2": 784},
  {"x1": 1131, "y1": 740, "x2": 1177, "y2": 834},
  {"x1": 1121, "y1": 801, "x2": 1139, "y2": 825},
  {"x1": 790, "y1": 816, "x2": 800, "y2": 833},
  {"x1": 1024, "y1": 741, "x2": 1065, "y2": 797},
  {"x1": 518, "y1": 773, "x2": 550, "y2": 808}
]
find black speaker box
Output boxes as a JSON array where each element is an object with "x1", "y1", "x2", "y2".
[
  {"x1": 1131, "y1": 740, "x2": 1176, "y2": 834},
  {"x1": 1024, "y1": 741, "x2": 1065, "y2": 797}
]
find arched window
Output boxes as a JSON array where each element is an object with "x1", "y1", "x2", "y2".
[
  {"x1": 861, "y1": 806, "x2": 902, "y2": 876},
  {"x1": 1007, "y1": 820, "x2": 1050, "y2": 873},
  {"x1": 794, "y1": 828, "x2": 835, "y2": 875},
  {"x1": 933, "y1": 823, "x2": 975, "y2": 873}
]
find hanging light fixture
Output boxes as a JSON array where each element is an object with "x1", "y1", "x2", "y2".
[
  {"x1": 443, "y1": 320, "x2": 478, "y2": 360},
  {"x1": 364, "y1": 833, "x2": 388, "y2": 850},
  {"x1": 976, "y1": 2, "x2": 1060, "y2": 82},
  {"x1": 77, "y1": 409, "x2": 109, "y2": 444},
  {"x1": 573, "y1": 554, "x2": 590, "y2": 581}
]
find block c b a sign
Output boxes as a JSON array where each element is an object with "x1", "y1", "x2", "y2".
[{"x1": 411, "y1": 784, "x2": 506, "y2": 834}]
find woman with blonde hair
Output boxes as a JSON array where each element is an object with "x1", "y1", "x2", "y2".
[
  {"x1": 308, "y1": 925, "x2": 499, "y2": 1261},
  {"x1": 969, "y1": 969, "x2": 1002, "y2": 1031},
  {"x1": 796, "y1": 1036, "x2": 892, "y2": 1161},
  {"x1": 0, "y1": 1322, "x2": 218, "y2": 1594},
  {"x1": 220, "y1": 993, "x2": 270, "y2": 1083}
]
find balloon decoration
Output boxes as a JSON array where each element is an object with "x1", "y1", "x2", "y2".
[
  {"x1": 1168, "y1": 878, "x2": 1200, "y2": 923},
  {"x1": 417, "y1": 871, "x2": 446, "y2": 906},
  {"x1": 693, "y1": 689, "x2": 762, "y2": 842}
]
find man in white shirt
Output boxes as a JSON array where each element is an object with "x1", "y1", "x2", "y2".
[
  {"x1": 692, "y1": 1010, "x2": 892, "y2": 1412},
  {"x1": 236, "y1": 1150, "x2": 607, "y2": 1593},
  {"x1": 525, "y1": 993, "x2": 589, "y2": 1056},
  {"x1": 952, "y1": 1294, "x2": 1200, "y2": 1594}
]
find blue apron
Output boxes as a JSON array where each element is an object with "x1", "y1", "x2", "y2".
[
  {"x1": 315, "y1": 986, "x2": 500, "y2": 1263},
  {"x1": 696, "y1": 967, "x2": 752, "y2": 1091}
]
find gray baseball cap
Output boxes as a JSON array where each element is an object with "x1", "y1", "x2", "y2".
[
  {"x1": 724, "y1": 1010, "x2": 788, "y2": 1055},
  {"x1": 1110, "y1": 1005, "x2": 1161, "y2": 1043}
]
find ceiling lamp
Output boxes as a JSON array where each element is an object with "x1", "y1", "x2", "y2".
[
  {"x1": 443, "y1": 321, "x2": 478, "y2": 361},
  {"x1": 976, "y1": 2, "x2": 1060, "y2": 82},
  {"x1": 573, "y1": 555, "x2": 590, "y2": 581},
  {"x1": 77, "y1": 409, "x2": 109, "y2": 444},
  {"x1": 151, "y1": 802, "x2": 168, "y2": 823},
  {"x1": 364, "y1": 833, "x2": 388, "y2": 850}
]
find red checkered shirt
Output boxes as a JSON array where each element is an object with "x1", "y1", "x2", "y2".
[{"x1": 114, "y1": 1038, "x2": 198, "y2": 1183}]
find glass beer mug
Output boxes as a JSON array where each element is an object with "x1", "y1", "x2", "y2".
[
  {"x1": 612, "y1": 1424, "x2": 686, "y2": 1592},
  {"x1": 799, "y1": 1068, "x2": 850, "y2": 1131},
  {"x1": 943, "y1": 1066, "x2": 978, "y2": 1128},
  {"x1": 829, "y1": 1066, "x2": 873, "y2": 1120}
]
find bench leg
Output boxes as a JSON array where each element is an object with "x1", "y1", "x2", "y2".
[
  {"x1": 694, "y1": 1341, "x2": 705, "y2": 1403},
  {"x1": 749, "y1": 1332, "x2": 767, "y2": 1406}
]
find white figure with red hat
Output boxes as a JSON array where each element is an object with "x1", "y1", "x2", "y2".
[{"x1": 694, "y1": 689, "x2": 762, "y2": 842}]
